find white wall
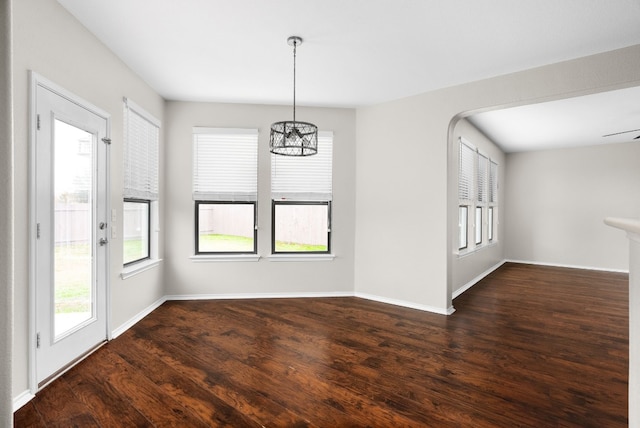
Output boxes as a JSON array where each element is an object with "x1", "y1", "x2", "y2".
[
  {"x1": 164, "y1": 101, "x2": 356, "y2": 297},
  {"x1": 505, "y1": 142, "x2": 640, "y2": 271},
  {"x1": 449, "y1": 119, "x2": 506, "y2": 296},
  {"x1": 12, "y1": 0, "x2": 165, "y2": 400},
  {"x1": 1, "y1": 0, "x2": 13, "y2": 424},
  {"x1": 355, "y1": 44, "x2": 640, "y2": 314}
]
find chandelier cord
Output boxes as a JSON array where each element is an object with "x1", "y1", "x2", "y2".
[{"x1": 292, "y1": 39, "x2": 297, "y2": 124}]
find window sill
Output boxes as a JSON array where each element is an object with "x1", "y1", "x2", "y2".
[
  {"x1": 190, "y1": 254, "x2": 261, "y2": 262},
  {"x1": 457, "y1": 241, "x2": 498, "y2": 258},
  {"x1": 268, "y1": 254, "x2": 335, "y2": 262},
  {"x1": 121, "y1": 258, "x2": 162, "y2": 280}
]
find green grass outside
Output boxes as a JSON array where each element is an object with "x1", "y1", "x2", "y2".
[
  {"x1": 56, "y1": 235, "x2": 327, "y2": 313},
  {"x1": 199, "y1": 233, "x2": 327, "y2": 252},
  {"x1": 55, "y1": 244, "x2": 91, "y2": 314},
  {"x1": 123, "y1": 238, "x2": 145, "y2": 265}
]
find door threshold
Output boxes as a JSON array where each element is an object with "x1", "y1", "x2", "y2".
[{"x1": 37, "y1": 340, "x2": 107, "y2": 390}]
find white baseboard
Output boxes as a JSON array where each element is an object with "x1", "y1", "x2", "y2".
[
  {"x1": 165, "y1": 291, "x2": 353, "y2": 301},
  {"x1": 110, "y1": 296, "x2": 167, "y2": 339},
  {"x1": 505, "y1": 259, "x2": 629, "y2": 274},
  {"x1": 453, "y1": 260, "x2": 507, "y2": 299},
  {"x1": 354, "y1": 292, "x2": 454, "y2": 315},
  {"x1": 13, "y1": 390, "x2": 35, "y2": 412}
]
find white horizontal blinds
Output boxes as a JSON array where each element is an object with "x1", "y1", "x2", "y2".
[
  {"x1": 123, "y1": 98, "x2": 160, "y2": 201},
  {"x1": 192, "y1": 128, "x2": 258, "y2": 201},
  {"x1": 477, "y1": 153, "x2": 488, "y2": 203},
  {"x1": 458, "y1": 138, "x2": 475, "y2": 202},
  {"x1": 271, "y1": 131, "x2": 333, "y2": 201},
  {"x1": 489, "y1": 160, "x2": 498, "y2": 203}
]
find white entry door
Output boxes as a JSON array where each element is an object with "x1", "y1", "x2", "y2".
[{"x1": 32, "y1": 75, "x2": 110, "y2": 387}]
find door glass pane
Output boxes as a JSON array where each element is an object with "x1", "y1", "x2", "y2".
[{"x1": 54, "y1": 119, "x2": 93, "y2": 339}]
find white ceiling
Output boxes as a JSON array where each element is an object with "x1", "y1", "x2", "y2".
[
  {"x1": 56, "y1": 0, "x2": 640, "y2": 152},
  {"x1": 468, "y1": 86, "x2": 640, "y2": 152}
]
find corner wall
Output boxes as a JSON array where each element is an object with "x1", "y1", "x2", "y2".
[
  {"x1": 505, "y1": 142, "x2": 640, "y2": 271},
  {"x1": 164, "y1": 101, "x2": 356, "y2": 298},
  {"x1": 12, "y1": 0, "x2": 165, "y2": 401},
  {"x1": 449, "y1": 119, "x2": 506, "y2": 296},
  {"x1": 355, "y1": 44, "x2": 640, "y2": 313},
  {"x1": 1, "y1": 0, "x2": 13, "y2": 424}
]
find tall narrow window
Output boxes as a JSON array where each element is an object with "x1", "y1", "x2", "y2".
[
  {"x1": 458, "y1": 139, "x2": 475, "y2": 251},
  {"x1": 193, "y1": 128, "x2": 258, "y2": 254},
  {"x1": 272, "y1": 132, "x2": 333, "y2": 253},
  {"x1": 488, "y1": 160, "x2": 498, "y2": 242},
  {"x1": 123, "y1": 98, "x2": 160, "y2": 266},
  {"x1": 476, "y1": 153, "x2": 488, "y2": 246},
  {"x1": 458, "y1": 137, "x2": 499, "y2": 253},
  {"x1": 458, "y1": 206, "x2": 469, "y2": 250}
]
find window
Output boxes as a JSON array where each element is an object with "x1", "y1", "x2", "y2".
[
  {"x1": 123, "y1": 98, "x2": 160, "y2": 266},
  {"x1": 475, "y1": 206, "x2": 483, "y2": 245},
  {"x1": 476, "y1": 153, "x2": 488, "y2": 245},
  {"x1": 192, "y1": 128, "x2": 258, "y2": 254},
  {"x1": 271, "y1": 132, "x2": 333, "y2": 254},
  {"x1": 488, "y1": 207, "x2": 494, "y2": 242},
  {"x1": 458, "y1": 139, "x2": 474, "y2": 251},
  {"x1": 458, "y1": 206, "x2": 468, "y2": 250},
  {"x1": 488, "y1": 160, "x2": 498, "y2": 242},
  {"x1": 458, "y1": 137, "x2": 498, "y2": 254},
  {"x1": 123, "y1": 200, "x2": 150, "y2": 264}
]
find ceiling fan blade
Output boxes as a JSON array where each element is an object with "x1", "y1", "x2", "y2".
[{"x1": 602, "y1": 128, "x2": 640, "y2": 137}]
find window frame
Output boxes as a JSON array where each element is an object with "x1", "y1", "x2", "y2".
[
  {"x1": 194, "y1": 200, "x2": 257, "y2": 255},
  {"x1": 458, "y1": 137, "x2": 499, "y2": 256},
  {"x1": 458, "y1": 205, "x2": 469, "y2": 250},
  {"x1": 475, "y1": 206, "x2": 483, "y2": 246},
  {"x1": 121, "y1": 97, "x2": 161, "y2": 276},
  {"x1": 123, "y1": 198, "x2": 151, "y2": 266},
  {"x1": 271, "y1": 200, "x2": 331, "y2": 255},
  {"x1": 191, "y1": 127, "x2": 259, "y2": 259},
  {"x1": 488, "y1": 206, "x2": 494, "y2": 242}
]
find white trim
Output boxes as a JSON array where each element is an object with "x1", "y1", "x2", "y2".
[
  {"x1": 166, "y1": 291, "x2": 353, "y2": 301},
  {"x1": 123, "y1": 97, "x2": 161, "y2": 128},
  {"x1": 505, "y1": 259, "x2": 629, "y2": 273},
  {"x1": 13, "y1": 390, "x2": 35, "y2": 412},
  {"x1": 457, "y1": 240, "x2": 498, "y2": 258},
  {"x1": 28, "y1": 71, "x2": 112, "y2": 396},
  {"x1": 190, "y1": 254, "x2": 260, "y2": 262},
  {"x1": 354, "y1": 292, "x2": 455, "y2": 315},
  {"x1": 268, "y1": 254, "x2": 335, "y2": 262},
  {"x1": 110, "y1": 296, "x2": 167, "y2": 339},
  {"x1": 453, "y1": 260, "x2": 506, "y2": 299},
  {"x1": 120, "y1": 258, "x2": 163, "y2": 280},
  {"x1": 193, "y1": 127, "x2": 258, "y2": 135}
]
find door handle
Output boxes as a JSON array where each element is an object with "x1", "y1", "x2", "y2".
[{"x1": 99, "y1": 238, "x2": 108, "y2": 246}]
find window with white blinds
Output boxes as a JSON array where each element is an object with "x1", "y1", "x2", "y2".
[
  {"x1": 489, "y1": 160, "x2": 498, "y2": 203},
  {"x1": 192, "y1": 128, "x2": 258, "y2": 201},
  {"x1": 271, "y1": 132, "x2": 333, "y2": 201},
  {"x1": 123, "y1": 98, "x2": 160, "y2": 200},
  {"x1": 458, "y1": 137, "x2": 499, "y2": 252},
  {"x1": 458, "y1": 138, "x2": 475, "y2": 202},
  {"x1": 477, "y1": 153, "x2": 488, "y2": 203}
]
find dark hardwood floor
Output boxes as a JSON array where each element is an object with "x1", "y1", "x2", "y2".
[{"x1": 15, "y1": 263, "x2": 629, "y2": 427}]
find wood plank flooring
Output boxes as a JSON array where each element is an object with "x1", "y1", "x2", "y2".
[{"x1": 15, "y1": 263, "x2": 629, "y2": 427}]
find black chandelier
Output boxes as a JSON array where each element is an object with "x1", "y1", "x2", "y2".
[{"x1": 270, "y1": 36, "x2": 318, "y2": 156}]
